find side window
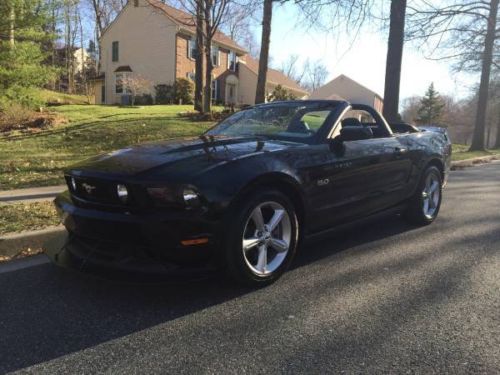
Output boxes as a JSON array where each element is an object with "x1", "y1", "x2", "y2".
[
  {"x1": 333, "y1": 109, "x2": 389, "y2": 139},
  {"x1": 300, "y1": 111, "x2": 330, "y2": 131}
]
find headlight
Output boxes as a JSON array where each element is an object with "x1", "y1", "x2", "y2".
[
  {"x1": 116, "y1": 184, "x2": 129, "y2": 203},
  {"x1": 70, "y1": 177, "x2": 77, "y2": 191},
  {"x1": 146, "y1": 186, "x2": 201, "y2": 208}
]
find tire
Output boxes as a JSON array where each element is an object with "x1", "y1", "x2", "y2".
[
  {"x1": 223, "y1": 189, "x2": 299, "y2": 286},
  {"x1": 404, "y1": 165, "x2": 443, "y2": 225}
]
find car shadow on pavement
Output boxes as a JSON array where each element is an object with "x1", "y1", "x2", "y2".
[
  {"x1": 1, "y1": 207, "x2": 494, "y2": 373},
  {"x1": 0, "y1": 214, "x2": 424, "y2": 373}
]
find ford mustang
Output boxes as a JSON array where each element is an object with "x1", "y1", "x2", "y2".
[{"x1": 51, "y1": 100, "x2": 451, "y2": 285}]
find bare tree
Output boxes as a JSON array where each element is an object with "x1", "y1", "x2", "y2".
[
  {"x1": 255, "y1": 0, "x2": 373, "y2": 103},
  {"x1": 280, "y1": 54, "x2": 304, "y2": 83},
  {"x1": 122, "y1": 74, "x2": 153, "y2": 105},
  {"x1": 222, "y1": 1, "x2": 257, "y2": 41},
  {"x1": 407, "y1": 0, "x2": 500, "y2": 151},
  {"x1": 174, "y1": 0, "x2": 233, "y2": 112},
  {"x1": 9, "y1": 0, "x2": 15, "y2": 46},
  {"x1": 194, "y1": 0, "x2": 204, "y2": 111},
  {"x1": 303, "y1": 60, "x2": 328, "y2": 92},
  {"x1": 88, "y1": 0, "x2": 126, "y2": 54},
  {"x1": 383, "y1": 0, "x2": 406, "y2": 123},
  {"x1": 202, "y1": 0, "x2": 231, "y2": 112},
  {"x1": 255, "y1": 0, "x2": 273, "y2": 104}
]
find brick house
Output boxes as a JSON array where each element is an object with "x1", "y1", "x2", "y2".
[{"x1": 93, "y1": 0, "x2": 308, "y2": 105}]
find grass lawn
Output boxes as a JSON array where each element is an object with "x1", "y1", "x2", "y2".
[
  {"x1": 451, "y1": 144, "x2": 500, "y2": 161},
  {"x1": 0, "y1": 201, "x2": 60, "y2": 235},
  {"x1": 1, "y1": 102, "x2": 498, "y2": 191},
  {"x1": 39, "y1": 89, "x2": 90, "y2": 105},
  {"x1": 0, "y1": 105, "x2": 216, "y2": 190}
]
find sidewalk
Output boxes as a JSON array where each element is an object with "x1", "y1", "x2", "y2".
[{"x1": 0, "y1": 185, "x2": 66, "y2": 204}]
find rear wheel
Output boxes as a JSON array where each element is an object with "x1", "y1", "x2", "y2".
[
  {"x1": 224, "y1": 190, "x2": 299, "y2": 286},
  {"x1": 404, "y1": 165, "x2": 442, "y2": 225}
]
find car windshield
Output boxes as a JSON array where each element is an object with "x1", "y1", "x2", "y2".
[{"x1": 206, "y1": 102, "x2": 339, "y2": 142}]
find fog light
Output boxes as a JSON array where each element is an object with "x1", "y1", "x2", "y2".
[
  {"x1": 117, "y1": 184, "x2": 129, "y2": 202},
  {"x1": 183, "y1": 187, "x2": 200, "y2": 207},
  {"x1": 70, "y1": 177, "x2": 77, "y2": 191}
]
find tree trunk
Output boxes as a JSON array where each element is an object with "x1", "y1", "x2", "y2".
[
  {"x1": 203, "y1": 0, "x2": 213, "y2": 113},
  {"x1": 255, "y1": 0, "x2": 273, "y2": 104},
  {"x1": 91, "y1": 0, "x2": 104, "y2": 36},
  {"x1": 203, "y1": 42, "x2": 213, "y2": 113},
  {"x1": 91, "y1": 0, "x2": 104, "y2": 62},
  {"x1": 194, "y1": 0, "x2": 204, "y2": 112},
  {"x1": 495, "y1": 107, "x2": 500, "y2": 148},
  {"x1": 383, "y1": 0, "x2": 406, "y2": 122},
  {"x1": 469, "y1": 0, "x2": 499, "y2": 151},
  {"x1": 9, "y1": 2, "x2": 15, "y2": 47}
]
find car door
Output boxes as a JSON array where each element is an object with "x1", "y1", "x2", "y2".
[
  {"x1": 303, "y1": 138, "x2": 390, "y2": 233},
  {"x1": 303, "y1": 111, "x2": 413, "y2": 234}
]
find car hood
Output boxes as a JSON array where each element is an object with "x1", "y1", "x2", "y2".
[{"x1": 67, "y1": 135, "x2": 301, "y2": 180}]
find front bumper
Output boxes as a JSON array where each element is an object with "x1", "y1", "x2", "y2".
[{"x1": 53, "y1": 191, "x2": 221, "y2": 267}]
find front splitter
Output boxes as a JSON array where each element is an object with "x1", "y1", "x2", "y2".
[{"x1": 43, "y1": 233, "x2": 219, "y2": 284}]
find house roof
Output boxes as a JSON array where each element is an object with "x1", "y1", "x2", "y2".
[
  {"x1": 114, "y1": 65, "x2": 133, "y2": 72},
  {"x1": 326, "y1": 74, "x2": 383, "y2": 100},
  {"x1": 146, "y1": 0, "x2": 247, "y2": 54},
  {"x1": 241, "y1": 56, "x2": 309, "y2": 94}
]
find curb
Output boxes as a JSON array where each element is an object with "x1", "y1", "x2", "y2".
[
  {"x1": 0, "y1": 254, "x2": 50, "y2": 274},
  {"x1": 0, "y1": 226, "x2": 65, "y2": 260},
  {"x1": 450, "y1": 155, "x2": 499, "y2": 170},
  {"x1": 0, "y1": 185, "x2": 66, "y2": 203}
]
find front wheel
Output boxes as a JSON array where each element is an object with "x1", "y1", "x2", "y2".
[
  {"x1": 404, "y1": 165, "x2": 443, "y2": 225},
  {"x1": 223, "y1": 190, "x2": 299, "y2": 286}
]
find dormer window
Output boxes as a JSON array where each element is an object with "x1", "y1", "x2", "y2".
[{"x1": 188, "y1": 38, "x2": 197, "y2": 60}]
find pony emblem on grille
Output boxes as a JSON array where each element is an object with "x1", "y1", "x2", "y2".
[{"x1": 81, "y1": 183, "x2": 96, "y2": 194}]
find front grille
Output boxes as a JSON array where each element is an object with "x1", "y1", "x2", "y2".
[{"x1": 65, "y1": 175, "x2": 127, "y2": 206}]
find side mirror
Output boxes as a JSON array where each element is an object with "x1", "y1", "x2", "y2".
[{"x1": 339, "y1": 126, "x2": 373, "y2": 141}]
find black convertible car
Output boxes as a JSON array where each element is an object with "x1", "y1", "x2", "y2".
[{"x1": 52, "y1": 100, "x2": 451, "y2": 285}]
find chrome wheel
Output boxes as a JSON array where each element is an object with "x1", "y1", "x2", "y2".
[
  {"x1": 422, "y1": 173, "x2": 440, "y2": 219},
  {"x1": 242, "y1": 201, "x2": 292, "y2": 277}
]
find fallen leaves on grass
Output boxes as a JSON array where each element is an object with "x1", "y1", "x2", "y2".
[{"x1": 0, "y1": 201, "x2": 60, "y2": 236}]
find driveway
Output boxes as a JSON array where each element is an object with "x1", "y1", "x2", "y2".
[{"x1": 1, "y1": 162, "x2": 499, "y2": 374}]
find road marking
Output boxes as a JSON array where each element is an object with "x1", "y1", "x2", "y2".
[{"x1": 0, "y1": 254, "x2": 49, "y2": 275}]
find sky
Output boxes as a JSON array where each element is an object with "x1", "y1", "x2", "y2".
[{"x1": 267, "y1": 3, "x2": 479, "y2": 102}]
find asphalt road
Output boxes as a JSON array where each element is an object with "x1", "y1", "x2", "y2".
[{"x1": 1, "y1": 162, "x2": 499, "y2": 374}]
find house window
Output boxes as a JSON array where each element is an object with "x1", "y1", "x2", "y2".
[
  {"x1": 186, "y1": 71, "x2": 196, "y2": 81},
  {"x1": 228, "y1": 51, "x2": 237, "y2": 71},
  {"x1": 211, "y1": 80, "x2": 218, "y2": 101},
  {"x1": 211, "y1": 45, "x2": 219, "y2": 66},
  {"x1": 101, "y1": 85, "x2": 105, "y2": 103},
  {"x1": 188, "y1": 38, "x2": 197, "y2": 60},
  {"x1": 115, "y1": 72, "x2": 128, "y2": 94},
  {"x1": 112, "y1": 41, "x2": 119, "y2": 62}
]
